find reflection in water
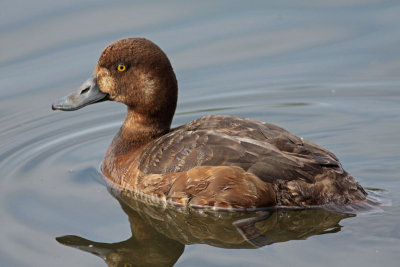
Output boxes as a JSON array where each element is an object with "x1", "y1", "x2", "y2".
[{"x1": 57, "y1": 188, "x2": 352, "y2": 267}]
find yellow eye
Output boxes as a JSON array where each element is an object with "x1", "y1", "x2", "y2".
[{"x1": 117, "y1": 64, "x2": 126, "y2": 72}]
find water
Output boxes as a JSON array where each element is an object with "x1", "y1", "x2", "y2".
[{"x1": 1, "y1": 0, "x2": 400, "y2": 266}]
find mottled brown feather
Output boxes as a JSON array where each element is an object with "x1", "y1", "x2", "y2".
[{"x1": 139, "y1": 115, "x2": 341, "y2": 183}]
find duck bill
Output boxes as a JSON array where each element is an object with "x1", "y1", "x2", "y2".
[{"x1": 52, "y1": 75, "x2": 108, "y2": 111}]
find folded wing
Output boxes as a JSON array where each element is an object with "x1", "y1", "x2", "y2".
[{"x1": 138, "y1": 115, "x2": 342, "y2": 184}]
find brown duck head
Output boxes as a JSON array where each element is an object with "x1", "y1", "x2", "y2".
[{"x1": 52, "y1": 38, "x2": 178, "y2": 130}]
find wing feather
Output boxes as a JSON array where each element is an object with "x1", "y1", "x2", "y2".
[{"x1": 138, "y1": 115, "x2": 342, "y2": 184}]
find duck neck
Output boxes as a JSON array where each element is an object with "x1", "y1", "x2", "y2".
[
  {"x1": 119, "y1": 107, "x2": 171, "y2": 146},
  {"x1": 102, "y1": 107, "x2": 171, "y2": 181}
]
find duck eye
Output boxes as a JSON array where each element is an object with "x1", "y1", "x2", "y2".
[{"x1": 117, "y1": 64, "x2": 126, "y2": 72}]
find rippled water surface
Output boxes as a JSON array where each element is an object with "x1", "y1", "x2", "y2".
[{"x1": 1, "y1": 1, "x2": 400, "y2": 266}]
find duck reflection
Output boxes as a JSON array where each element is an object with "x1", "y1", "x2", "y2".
[{"x1": 56, "y1": 188, "x2": 352, "y2": 267}]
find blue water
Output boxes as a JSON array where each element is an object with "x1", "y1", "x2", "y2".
[{"x1": 1, "y1": 1, "x2": 400, "y2": 266}]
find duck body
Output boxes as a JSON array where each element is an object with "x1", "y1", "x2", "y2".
[
  {"x1": 52, "y1": 37, "x2": 367, "y2": 210},
  {"x1": 102, "y1": 114, "x2": 366, "y2": 209}
]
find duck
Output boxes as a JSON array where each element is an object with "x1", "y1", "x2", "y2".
[{"x1": 52, "y1": 37, "x2": 367, "y2": 210}]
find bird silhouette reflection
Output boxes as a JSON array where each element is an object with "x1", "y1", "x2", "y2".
[{"x1": 57, "y1": 188, "x2": 352, "y2": 267}]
